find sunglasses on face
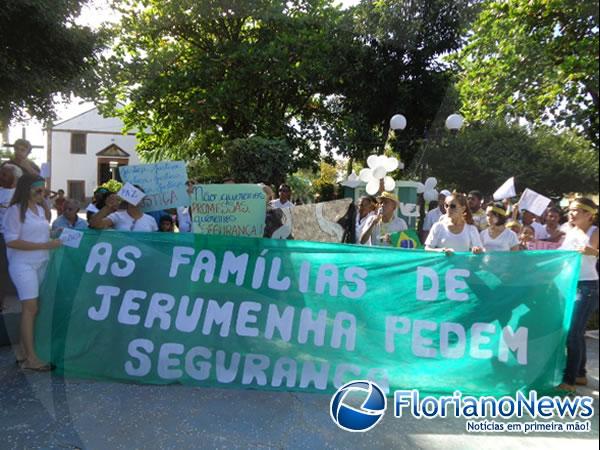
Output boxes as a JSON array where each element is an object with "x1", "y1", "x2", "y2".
[
  {"x1": 32, "y1": 188, "x2": 44, "y2": 194},
  {"x1": 445, "y1": 203, "x2": 458, "y2": 210}
]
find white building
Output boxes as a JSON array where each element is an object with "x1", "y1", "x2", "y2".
[{"x1": 47, "y1": 106, "x2": 141, "y2": 201}]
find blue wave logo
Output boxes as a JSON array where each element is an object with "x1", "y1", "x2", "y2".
[{"x1": 330, "y1": 380, "x2": 387, "y2": 432}]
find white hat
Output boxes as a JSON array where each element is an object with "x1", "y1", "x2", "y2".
[{"x1": 440, "y1": 189, "x2": 452, "y2": 197}]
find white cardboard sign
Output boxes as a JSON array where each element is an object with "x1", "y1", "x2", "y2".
[
  {"x1": 518, "y1": 188, "x2": 551, "y2": 217},
  {"x1": 59, "y1": 228, "x2": 84, "y2": 248},
  {"x1": 117, "y1": 182, "x2": 145, "y2": 206}
]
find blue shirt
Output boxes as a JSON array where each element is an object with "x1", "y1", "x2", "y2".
[{"x1": 51, "y1": 215, "x2": 88, "y2": 231}]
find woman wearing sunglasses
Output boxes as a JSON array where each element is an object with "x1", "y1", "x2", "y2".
[
  {"x1": 424, "y1": 192, "x2": 483, "y2": 255},
  {"x1": 558, "y1": 197, "x2": 599, "y2": 393},
  {"x1": 3, "y1": 174, "x2": 62, "y2": 371}
]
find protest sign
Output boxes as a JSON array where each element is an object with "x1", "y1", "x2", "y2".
[
  {"x1": 117, "y1": 182, "x2": 145, "y2": 206},
  {"x1": 38, "y1": 231, "x2": 580, "y2": 397},
  {"x1": 119, "y1": 161, "x2": 188, "y2": 211},
  {"x1": 58, "y1": 228, "x2": 83, "y2": 248},
  {"x1": 493, "y1": 177, "x2": 516, "y2": 201},
  {"x1": 191, "y1": 184, "x2": 266, "y2": 237},
  {"x1": 518, "y1": 188, "x2": 551, "y2": 217},
  {"x1": 270, "y1": 199, "x2": 352, "y2": 242}
]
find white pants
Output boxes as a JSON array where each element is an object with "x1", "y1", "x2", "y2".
[{"x1": 8, "y1": 260, "x2": 49, "y2": 301}]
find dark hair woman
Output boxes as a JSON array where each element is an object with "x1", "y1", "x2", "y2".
[
  {"x1": 558, "y1": 198, "x2": 599, "y2": 392},
  {"x1": 3, "y1": 173, "x2": 61, "y2": 371},
  {"x1": 480, "y1": 202, "x2": 519, "y2": 252},
  {"x1": 425, "y1": 192, "x2": 483, "y2": 255}
]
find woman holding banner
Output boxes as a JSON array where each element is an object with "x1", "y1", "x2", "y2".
[
  {"x1": 480, "y1": 202, "x2": 519, "y2": 252},
  {"x1": 559, "y1": 198, "x2": 599, "y2": 392},
  {"x1": 3, "y1": 174, "x2": 61, "y2": 371},
  {"x1": 424, "y1": 192, "x2": 483, "y2": 255}
]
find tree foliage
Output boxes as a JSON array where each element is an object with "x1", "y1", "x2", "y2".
[
  {"x1": 94, "y1": 0, "x2": 477, "y2": 171},
  {"x1": 0, "y1": 0, "x2": 99, "y2": 128},
  {"x1": 454, "y1": 0, "x2": 599, "y2": 145},
  {"x1": 424, "y1": 122, "x2": 598, "y2": 197},
  {"x1": 325, "y1": 0, "x2": 476, "y2": 168},
  {"x1": 97, "y1": 0, "x2": 350, "y2": 169}
]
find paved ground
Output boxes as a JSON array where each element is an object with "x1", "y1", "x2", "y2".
[{"x1": 1, "y1": 292, "x2": 599, "y2": 449}]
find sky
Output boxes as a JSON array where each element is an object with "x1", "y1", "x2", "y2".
[{"x1": 6, "y1": 0, "x2": 361, "y2": 164}]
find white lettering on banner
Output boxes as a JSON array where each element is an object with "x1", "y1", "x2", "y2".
[
  {"x1": 91, "y1": 287, "x2": 358, "y2": 351},
  {"x1": 384, "y1": 317, "x2": 528, "y2": 365},
  {"x1": 166, "y1": 247, "x2": 368, "y2": 300},
  {"x1": 124, "y1": 341, "x2": 390, "y2": 392},
  {"x1": 416, "y1": 266, "x2": 471, "y2": 302},
  {"x1": 85, "y1": 243, "x2": 142, "y2": 277}
]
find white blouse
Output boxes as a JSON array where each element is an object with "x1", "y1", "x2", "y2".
[
  {"x1": 2, "y1": 204, "x2": 50, "y2": 263},
  {"x1": 425, "y1": 221, "x2": 483, "y2": 252}
]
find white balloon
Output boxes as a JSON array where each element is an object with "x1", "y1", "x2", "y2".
[
  {"x1": 359, "y1": 168, "x2": 373, "y2": 182},
  {"x1": 373, "y1": 165, "x2": 387, "y2": 179},
  {"x1": 445, "y1": 114, "x2": 464, "y2": 131},
  {"x1": 384, "y1": 157, "x2": 398, "y2": 171},
  {"x1": 390, "y1": 114, "x2": 407, "y2": 131},
  {"x1": 366, "y1": 179, "x2": 380, "y2": 195},
  {"x1": 376, "y1": 155, "x2": 388, "y2": 169},
  {"x1": 424, "y1": 189, "x2": 438, "y2": 202},
  {"x1": 424, "y1": 177, "x2": 437, "y2": 189},
  {"x1": 384, "y1": 176, "x2": 395, "y2": 191},
  {"x1": 367, "y1": 154, "x2": 378, "y2": 169},
  {"x1": 416, "y1": 182, "x2": 425, "y2": 194}
]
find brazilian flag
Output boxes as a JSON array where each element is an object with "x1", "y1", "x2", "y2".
[{"x1": 390, "y1": 230, "x2": 423, "y2": 249}]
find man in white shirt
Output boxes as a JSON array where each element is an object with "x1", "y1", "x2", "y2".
[
  {"x1": 421, "y1": 189, "x2": 451, "y2": 242},
  {"x1": 372, "y1": 191, "x2": 408, "y2": 246},
  {"x1": 468, "y1": 190, "x2": 488, "y2": 231},
  {"x1": 270, "y1": 184, "x2": 295, "y2": 209}
]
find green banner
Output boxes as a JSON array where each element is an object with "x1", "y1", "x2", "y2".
[{"x1": 37, "y1": 231, "x2": 581, "y2": 396}]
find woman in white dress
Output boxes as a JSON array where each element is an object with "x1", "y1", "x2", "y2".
[
  {"x1": 558, "y1": 198, "x2": 599, "y2": 392},
  {"x1": 480, "y1": 202, "x2": 519, "y2": 252},
  {"x1": 3, "y1": 174, "x2": 62, "y2": 371},
  {"x1": 425, "y1": 192, "x2": 483, "y2": 255}
]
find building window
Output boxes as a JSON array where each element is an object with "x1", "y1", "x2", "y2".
[{"x1": 71, "y1": 133, "x2": 86, "y2": 154}]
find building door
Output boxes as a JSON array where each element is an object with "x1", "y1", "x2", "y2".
[
  {"x1": 67, "y1": 180, "x2": 85, "y2": 203},
  {"x1": 97, "y1": 158, "x2": 129, "y2": 186}
]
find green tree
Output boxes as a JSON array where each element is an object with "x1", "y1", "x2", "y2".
[
  {"x1": 97, "y1": 0, "x2": 350, "y2": 169},
  {"x1": 0, "y1": 0, "x2": 99, "y2": 128},
  {"x1": 324, "y1": 0, "x2": 476, "y2": 169},
  {"x1": 454, "y1": 0, "x2": 599, "y2": 145},
  {"x1": 223, "y1": 137, "x2": 293, "y2": 187},
  {"x1": 424, "y1": 122, "x2": 598, "y2": 197}
]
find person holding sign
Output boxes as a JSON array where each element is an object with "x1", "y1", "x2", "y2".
[
  {"x1": 559, "y1": 198, "x2": 599, "y2": 393},
  {"x1": 3, "y1": 174, "x2": 61, "y2": 371},
  {"x1": 51, "y1": 199, "x2": 88, "y2": 237},
  {"x1": 425, "y1": 192, "x2": 483, "y2": 255},
  {"x1": 89, "y1": 187, "x2": 158, "y2": 232},
  {"x1": 480, "y1": 203, "x2": 519, "y2": 252}
]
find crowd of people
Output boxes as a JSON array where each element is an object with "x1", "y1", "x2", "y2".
[{"x1": 0, "y1": 139, "x2": 598, "y2": 393}]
